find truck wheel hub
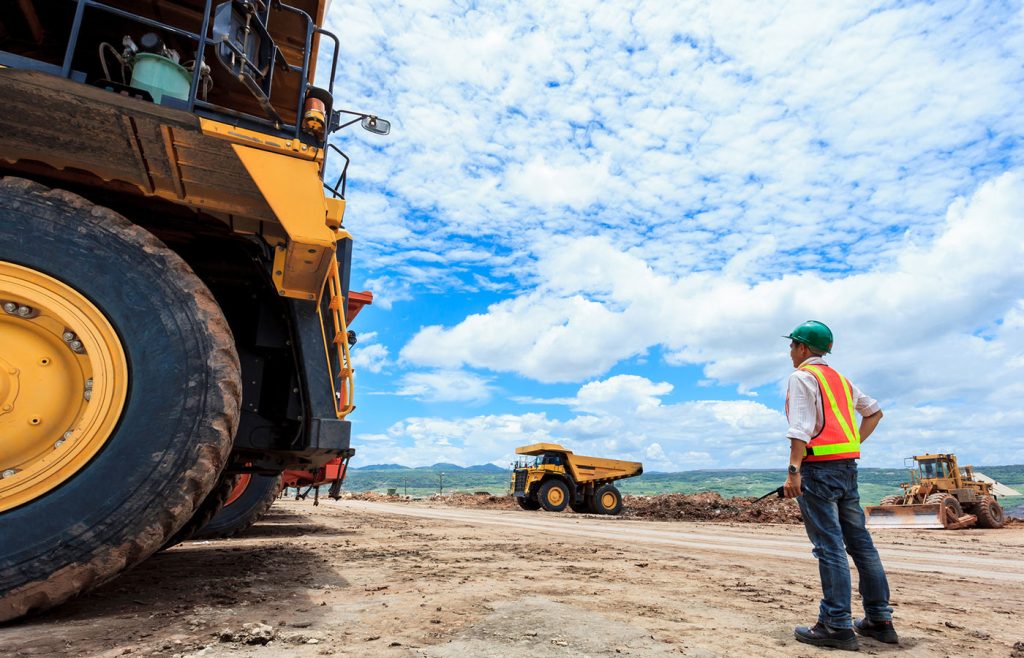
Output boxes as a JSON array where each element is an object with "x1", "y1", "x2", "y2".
[{"x1": 0, "y1": 262, "x2": 128, "y2": 512}]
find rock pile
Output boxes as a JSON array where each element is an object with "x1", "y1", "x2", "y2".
[
  {"x1": 622, "y1": 492, "x2": 802, "y2": 524},
  {"x1": 412, "y1": 489, "x2": 802, "y2": 523}
]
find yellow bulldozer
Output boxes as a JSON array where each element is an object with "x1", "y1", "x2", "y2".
[
  {"x1": 0, "y1": 0, "x2": 385, "y2": 621},
  {"x1": 510, "y1": 443, "x2": 643, "y2": 515},
  {"x1": 865, "y1": 453, "x2": 1019, "y2": 530}
]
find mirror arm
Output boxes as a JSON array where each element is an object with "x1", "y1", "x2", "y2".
[
  {"x1": 330, "y1": 109, "x2": 371, "y2": 133},
  {"x1": 331, "y1": 115, "x2": 364, "y2": 132}
]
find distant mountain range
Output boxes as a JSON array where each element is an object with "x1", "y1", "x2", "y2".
[{"x1": 353, "y1": 462, "x2": 507, "y2": 473}]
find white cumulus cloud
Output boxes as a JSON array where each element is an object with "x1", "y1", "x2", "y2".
[
  {"x1": 393, "y1": 370, "x2": 494, "y2": 403},
  {"x1": 402, "y1": 172, "x2": 1024, "y2": 407}
]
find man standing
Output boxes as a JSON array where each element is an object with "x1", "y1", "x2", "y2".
[{"x1": 782, "y1": 320, "x2": 898, "y2": 651}]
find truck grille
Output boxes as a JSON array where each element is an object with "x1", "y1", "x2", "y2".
[{"x1": 513, "y1": 470, "x2": 527, "y2": 493}]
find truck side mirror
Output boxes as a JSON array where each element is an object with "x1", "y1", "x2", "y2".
[{"x1": 361, "y1": 115, "x2": 390, "y2": 135}]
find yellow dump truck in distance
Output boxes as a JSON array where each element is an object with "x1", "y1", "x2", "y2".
[{"x1": 511, "y1": 443, "x2": 643, "y2": 515}]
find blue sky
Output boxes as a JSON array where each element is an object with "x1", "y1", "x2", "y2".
[{"x1": 319, "y1": 1, "x2": 1024, "y2": 470}]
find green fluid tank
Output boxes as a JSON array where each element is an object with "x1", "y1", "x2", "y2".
[{"x1": 130, "y1": 53, "x2": 190, "y2": 104}]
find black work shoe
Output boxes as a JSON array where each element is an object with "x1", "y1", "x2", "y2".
[
  {"x1": 855, "y1": 618, "x2": 899, "y2": 644},
  {"x1": 794, "y1": 622, "x2": 859, "y2": 651}
]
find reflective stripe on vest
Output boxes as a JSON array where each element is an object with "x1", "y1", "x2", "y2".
[{"x1": 800, "y1": 364, "x2": 861, "y2": 461}]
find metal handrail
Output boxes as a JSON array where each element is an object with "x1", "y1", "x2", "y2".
[
  {"x1": 324, "y1": 143, "x2": 350, "y2": 199},
  {"x1": 58, "y1": 0, "x2": 338, "y2": 143}
]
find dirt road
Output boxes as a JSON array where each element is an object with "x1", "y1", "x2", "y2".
[{"x1": 2, "y1": 498, "x2": 1022, "y2": 657}]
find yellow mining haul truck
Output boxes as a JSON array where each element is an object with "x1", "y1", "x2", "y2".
[
  {"x1": 865, "y1": 454, "x2": 1016, "y2": 530},
  {"x1": 511, "y1": 443, "x2": 643, "y2": 515},
  {"x1": 0, "y1": 0, "x2": 386, "y2": 621}
]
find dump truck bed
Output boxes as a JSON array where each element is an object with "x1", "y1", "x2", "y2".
[
  {"x1": 0, "y1": 68, "x2": 276, "y2": 222},
  {"x1": 565, "y1": 454, "x2": 643, "y2": 484},
  {"x1": 514, "y1": 442, "x2": 642, "y2": 484}
]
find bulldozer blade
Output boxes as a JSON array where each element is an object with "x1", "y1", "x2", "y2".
[
  {"x1": 865, "y1": 504, "x2": 978, "y2": 530},
  {"x1": 865, "y1": 503, "x2": 945, "y2": 529}
]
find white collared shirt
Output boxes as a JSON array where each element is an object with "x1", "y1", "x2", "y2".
[{"x1": 786, "y1": 356, "x2": 880, "y2": 444}]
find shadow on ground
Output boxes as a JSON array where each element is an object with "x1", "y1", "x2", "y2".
[
  {"x1": 0, "y1": 538, "x2": 349, "y2": 656},
  {"x1": 57, "y1": 540, "x2": 344, "y2": 620},
  {"x1": 226, "y1": 519, "x2": 354, "y2": 540}
]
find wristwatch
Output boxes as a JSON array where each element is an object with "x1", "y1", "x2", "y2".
[{"x1": 788, "y1": 464, "x2": 799, "y2": 475}]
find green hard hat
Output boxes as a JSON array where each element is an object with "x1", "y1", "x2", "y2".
[{"x1": 784, "y1": 320, "x2": 833, "y2": 353}]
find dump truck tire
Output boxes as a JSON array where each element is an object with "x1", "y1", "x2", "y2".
[
  {"x1": 516, "y1": 497, "x2": 541, "y2": 511},
  {"x1": 163, "y1": 472, "x2": 240, "y2": 548},
  {"x1": 194, "y1": 473, "x2": 282, "y2": 539},
  {"x1": 975, "y1": 495, "x2": 1004, "y2": 529},
  {"x1": 0, "y1": 178, "x2": 240, "y2": 622},
  {"x1": 590, "y1": 484, "x2": 623, "y2": 515},
  {"x1": 878, "y1": 495, "x2": 902, "y2": 506},
  {"x1": 538, "y1": 479, "x2": 570, "y2": 512}
]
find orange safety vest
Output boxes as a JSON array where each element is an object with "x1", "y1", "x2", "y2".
[{"x1": 786, "y1": 363, "x2": 861, "y2": 462}]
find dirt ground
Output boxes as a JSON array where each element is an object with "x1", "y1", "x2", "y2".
[{"x1": 2, "y1": 497, "x2": 1023, "y2": 658}]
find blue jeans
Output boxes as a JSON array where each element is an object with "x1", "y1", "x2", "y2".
[{"x1": 797, "y1": 460, "x2": 893, "y2": 628}]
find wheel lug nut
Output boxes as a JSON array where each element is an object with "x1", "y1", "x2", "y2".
[
  {"x1": 16, "y1": 305, "x2": 32, "y2": 317},
  {"x1": 69, "y1": 340, "x2": 84, "y2": 352},
  {"x1": 63, "y1": 331, "x2": 76, "y2": 342},
  {"x1": 85, "y1": 378, "x2": 93, "y2": 390},
  {"x1": 64, "y1": 430, "x2": 74, "y2": 439},
  {"x1": 1, "y1": 468, "x2": 17, "y2": 478},
  {"x1": 2, "y1": 302, "x2": 15, "y2": 314},
  {"x1": 54, "y1": 439, "x2": 66, "y2": 448}
]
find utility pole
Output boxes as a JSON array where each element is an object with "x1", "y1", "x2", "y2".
[{"x1": 438, "y1": 472, "x2": 445, "y2": 496}]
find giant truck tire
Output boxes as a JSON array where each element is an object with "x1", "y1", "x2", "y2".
[
  {"x1": 589, "y1": 484, "x2": 623, "y2": 515},
  {"x1": 163, "y1": 472, "x2": 241, "y2": 548},
  {"x1": 0, "y1": 178, "x2": 241, "y2": 622},
  {"x1": 878, "y1": 495, "x2": 902, "y2": 506},
  {"x1": 516, "y1": 496, "x2": 541, "y2": 511},
  {"x1": 538, "y1": 479, "x2": 570, "y2": 512},
  {"x1": 974, "y1": 495, "x2": 1005, "y2": 529},
  {"x1": 194, "y1": 473, "x2": 282, "y2": 539}
]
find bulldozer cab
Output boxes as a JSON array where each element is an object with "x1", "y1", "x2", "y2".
[
  {"x1": 916, "y1": 457, "x2": 944, "y2": 480},
  {"x1": 910, "y1": 454, "x2": 970, "y2": 491}
]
